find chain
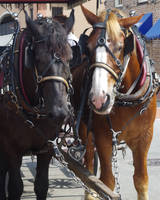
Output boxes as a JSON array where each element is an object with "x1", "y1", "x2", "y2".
[
  {"x1": 54, "y1": 154, "x2": 111, "y2": 200},
  {"x1": 111, "y1": 129, "x2": 122, "y2": 200}
]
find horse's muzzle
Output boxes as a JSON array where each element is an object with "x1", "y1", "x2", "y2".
[
  {"x1": 47, "y1": 104, "x2": 70, "y2": 124},
  {"x1": 89, "y1": 94, "x2": 111, "y2": 114}
]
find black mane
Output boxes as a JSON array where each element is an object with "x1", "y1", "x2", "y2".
[{"x1": 33, "y1": 17, "x2": 70, "y2": 58}]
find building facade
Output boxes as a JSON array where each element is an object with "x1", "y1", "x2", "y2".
[{"x1": 0, "y1": 1, "x2": 106, "y2": 34}]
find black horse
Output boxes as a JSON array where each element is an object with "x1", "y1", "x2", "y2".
[{"x1": 0, "y1": 10, "x2": 74, "y2": 200}]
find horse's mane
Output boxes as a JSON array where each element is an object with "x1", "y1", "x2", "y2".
[
  {"x1": 31, "y1": 17, "x2": 71, "y2": 58},
  {"x1": 99, "y1": 9, "x2": 126, "y2": 42}
]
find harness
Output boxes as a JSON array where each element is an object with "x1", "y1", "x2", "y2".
[
  {"x1": 74, "y1": 10, "x2": 160, "y2": 196},
  {"x1": 0, "y1": 12, "x2": 77, "y2": 158},
  {"x1": 0, "y1": 16, "x2": 73, "y2": 123},
  {"x1": 77, "y1": 11, "x2": 160, "y2": 110}
]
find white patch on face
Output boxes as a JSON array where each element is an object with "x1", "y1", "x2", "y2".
[{"x1": 90, "y1": 33, "x2": 115, "y2": 114}]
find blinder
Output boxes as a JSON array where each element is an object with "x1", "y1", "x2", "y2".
[
  {"x1": 124, "y1": 31, "x2": 134, "y2": 56},
  {"x1": 70, "y1": 41, "x2": 82, "y2": 69},
  {"x1": 78, "y1": 28, "x2": 90, "y2": 56},
  {"x1": 24, "y1": 43, "x2": 34, "y2": 69}
]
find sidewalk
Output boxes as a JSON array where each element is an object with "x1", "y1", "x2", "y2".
[
  {"x1": 21, "y1": 158, "x2": 84, "y2": 200},
  {"x1": 117, "y1": 118, "x2": 160, "y2": 200}
]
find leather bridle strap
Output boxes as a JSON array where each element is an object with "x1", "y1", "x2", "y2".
[
  {"x1": 90, "y1": 62, "x2": 119, "y2": 81},
  {"x1": 38, "y1": 75, "x2": 70, "y2": 91},
  {"x1": 34, "y1": 67, "x2": 70, "y2": 91}
]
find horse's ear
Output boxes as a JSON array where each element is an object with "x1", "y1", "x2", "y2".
[
  {"x1": 64, "y1": 9, "x2": 75, "y2": 34},
  {"x1": 24, "y1": 9, "x2": 40, "y2": 37},
  {"x1": 81, "y1": 4, "x2": 100, "y2": 25},
  {"x1": 118, "y1": 14, "x2": 144, "y2": 28}
]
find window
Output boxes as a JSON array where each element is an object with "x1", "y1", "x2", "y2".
[
  {"x1": 115, "y1": 0, "x2": 123, "y2": 8},
  {"x1": 137, "y1": 0, "x2": 148, "y2": 3},
  {"x1": 52, "y1": 7, "x2": 63, "y2": 17}
]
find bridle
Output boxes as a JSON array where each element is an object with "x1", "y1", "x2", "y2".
[
  {"x1": 30, "y1": 36, "x2": 72, "y2": 95},
  {"x1": 17, "y1": 29, "x2": 73, "y2": 119},
  {"x1": 34, "y1": 52, "x2": 71, "y2": 93},
  {"x1": 89, "y1": 9, "x2": 131, "y2": 90},
  {"x1": 86, "y1": 10, "x2": 156, "y2": 107}
]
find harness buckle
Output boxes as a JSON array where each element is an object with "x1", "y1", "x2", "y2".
[
  {"x1": 97, "y1": 37, "x2": 106, "y2": 46},
  {"x1": 25, "y1": 119, "x2": 35, "y2": 128},
  {"x1": 54, "y1": 53, "x2": 61, "y2": 62},
  {"x1": 116, "y1": 59, "x2": 122, "y2": 70},
  {"x1": 37, "y1": 75, "x2": 43, "y2": 83}
]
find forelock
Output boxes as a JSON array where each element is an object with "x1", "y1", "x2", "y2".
[{"x1": 99, "y1": 11, "x2": 123, "y2": 42}]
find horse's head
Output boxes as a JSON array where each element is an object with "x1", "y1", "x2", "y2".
[
  {"x1": 24, "y1": 10, "x2": 74, "y2": 124},
  {"x1": 81, "y1": 5, "x2": 143, "y2": 115}
]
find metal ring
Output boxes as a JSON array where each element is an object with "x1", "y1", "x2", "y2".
[{"x1": 97, "y1": 37, "x2": 106, "y2": 46}]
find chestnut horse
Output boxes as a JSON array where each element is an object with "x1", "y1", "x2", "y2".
[
  {"x1": 0, "y1": 10, "x2": 74, "y2": 200},
  {"x1": 71, "y1": 5, "x2": 159, "y2": 200}
]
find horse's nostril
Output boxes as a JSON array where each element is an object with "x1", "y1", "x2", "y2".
[
  {"x1": 48, "y1": 106, "x2": 69, "y2": 122},
  {"x1": 103, "y1": 94, "x2": 110, "y2": 107},
  {"x1": 89, "y1": 92, "x2": 110, "y2": 110},
  {"x1": 89, "y1": 93, "x2": 111, "y2": 112}
]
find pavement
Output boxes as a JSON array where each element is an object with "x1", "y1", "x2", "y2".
[{"x1": 21, "y1": 108, "x2": 160, "y2": 200}]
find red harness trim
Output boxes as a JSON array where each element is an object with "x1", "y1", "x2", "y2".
[{"x1": 135, "y1": 37, "x2": 147, "y2": 88}]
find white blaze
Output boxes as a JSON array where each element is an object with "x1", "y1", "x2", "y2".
[
  {"x1": 90, "y1": 35, "x2": 115, "y2": 113},
  {"x1": 90, "y1": 46, "x2": 109, "y2": 109}
]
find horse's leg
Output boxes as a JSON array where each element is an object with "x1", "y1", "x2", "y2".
[
  {"x1": 128, "y1": 126, "x2": 153, "y2": 200},
  {"x1": 0, "y1": 167, "x2": 7, "y2": 200},
  {"x1": 79, "y1": 121, "x2": 95, "y2": 174},
  {"x1": 95, "y1": 130, "x2": 115, "y2": 190},
  {"x1": 84, "y1": 123, "x2": 114, "y2": 200},
  {"x1": 34, "y1": 153, "x2": 52, "y2": 200},
  {"x1": 7, "y1": 156, "x2": 23, "y2": 200}
]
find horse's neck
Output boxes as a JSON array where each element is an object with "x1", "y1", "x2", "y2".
[
  {"x1": 71, "y1": 60, "x2": 87, "y2": 109},
  {"x1": 72, "y1": 60, "x2": 87, "y2": 87},
  {"x1": 23, "y1": 68, "x2": 39, "y2": 106},
  {"x1": 121, "y1": 52, "x2": 141, "y2": 93}
]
